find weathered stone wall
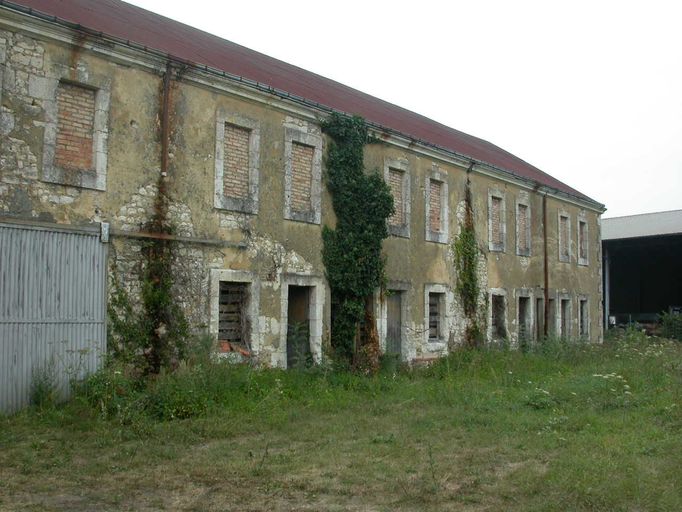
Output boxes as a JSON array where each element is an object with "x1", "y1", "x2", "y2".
[{"x1": 0, "y1": 16, "x2": 604, "y2": 368}]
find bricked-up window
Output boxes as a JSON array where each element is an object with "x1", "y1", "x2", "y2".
[
  {"x1": 425, "y1": 170, "x2": 449, "y2": 244},
  {"x1": 558, "y1": 213, "x2": 571, "y2": 262},
  {"x1": 223, "y1": 124, "x2": 251, "y2": 199},
  {"x1": 384, "y1": 158, "x2": 410, "y2": 238},
  {"x1": 516, "y1": 202, "x2": 531, "y2": 256},
  {"x1": 284, "y1": 124, "x2": 322, "y2": 224},
  {"x1": 290, "y1": 142, "x2": 314, "y2": 213},
  {"x1": 429, "y1": 180, "x2": 442, "y2": 232},
  {"x1": 55, "y1": 82, "x2": 95, "y2": 171},
  {"x1": 214, "y1": 112, "x2": 260, "y2": 214},
  {"x1": 488, "y1": 190, "x2": 506, "y2": 252},
  {"x1": 218, "y1": 282, "x2": 249, "y2": 353},
  {"x1": 428, "y1": 292, "x2": 444, "y2": 341},
  {"x1": 578, "y1": 219, "x2": 589, "y2": 265},
  {"x1": 388, "y1": 169, "x2": 405, "y2": 226}
]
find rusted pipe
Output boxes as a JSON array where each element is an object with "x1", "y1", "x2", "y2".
[{"x1": 160, "y1": 60, "x2": 172, "y2": 178}]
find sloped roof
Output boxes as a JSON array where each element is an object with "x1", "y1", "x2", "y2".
[
  {"x1": 4, "y1": 0, "x2": 600, "y2": 205},
  {"x1": 602, "y1": 210, "x2": 682, "y2": 240}
]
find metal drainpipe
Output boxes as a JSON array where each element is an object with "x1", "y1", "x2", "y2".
[
  {"x1": 160, "y1": 61, "x2": 172, "y2": 178},
  {"x1": 543, "y1": 193, "x2": 549, "y2": 338}
]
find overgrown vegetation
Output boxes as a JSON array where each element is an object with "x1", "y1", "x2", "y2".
[
  {"x1": 660, "y1": 311, "x2": 682, "y2": 340},
  {"x1": 321, "y1": 113, "x2": 394, "y2": 368},
  {"x1": 453, "y1": 176, "x2": 486, "y2": 347},
  {"x1": 108, "y1": 182, "x2": 189, "y2": 375},
  {"x1": 2, "y1": 331, "x2": 681, "y2": 510}
]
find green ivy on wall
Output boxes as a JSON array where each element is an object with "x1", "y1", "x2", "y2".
[{"x1": 321, "y1": 113, "x2": 394, "y2": 364}]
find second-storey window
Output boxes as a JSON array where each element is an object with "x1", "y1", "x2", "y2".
[
  {"x1": 384, "y1": 157, "x2": 410, "y2": 238},
  {"x1": 488, "y1": 190, "x2": 506, "y2": 252},
  {"x1": 578, "y1": 218, "x2": 589, "y2": 265},
  {"x1": 284, "y1": 124, "x2": 322, "y2": 224},
  {"x1": 516, "y1": 195, "x2": 531, "y2": 256},
  {"x1": 55, "y1": 82, "x2": 96, "y2": 172},
  {"x1": 214, "y1": 112, "x2": 260, "y2": 214},
  {"x1": 558, "y1": 212, "x2": 571, "y2": 262},
  {"x1": 425, "y1": 168, "x2": 448, "y2": 243}
]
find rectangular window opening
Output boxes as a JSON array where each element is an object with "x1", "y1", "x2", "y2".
[
  {"x1": 290, "y1": 142, "x2": 314, "y2": 213},
  {"x1": 517, "y1": 203, "x2": 530, "y2": 255},
  {"x1": 559, "y1": 215, "x2": 570, "y2": 261},
  {"x1": 218, "y1": 281, "x2": 249, "y2": 353},
  {"x1": 428, "y1": 292, "x2": 444, "y2": 341},
  {"x1": 429, "y1": 179, "x2": 443, "y2": 233},
  {"x1": 491, "y1": 196, "x2": 503, "y2": 248},
  {"x1": 223, "y1": 123, "x2": 251, "y2": 199},
  {"x1": 388, "y1": 168, "x2": 405, "y2": 226},
  {"x1": 55, "y1": 82, "x2": 96, "y2": 172},
  {"x1": 578, "y1": 220, "x2": 588, "y2": 264}
]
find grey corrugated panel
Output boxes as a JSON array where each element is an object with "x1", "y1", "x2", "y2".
[
  {"x1": 0, "y1": 224, "x2": 107, "y2": 413},
  {"x1": 602, "y1": 209, "x2": 682, "y2": 240}
]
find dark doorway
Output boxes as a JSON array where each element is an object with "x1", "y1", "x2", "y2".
[
  {"x1": 287, "y1": 286, "x2": 311, "y2": 369},
  {"x1": 491, "y1": 294, "x2": 507, "y2": 340},
  {"x1": 536, "y1": 297, "x2": 544, "y2": 340},
  {"x1": 560, "y1": 298, "x2": 570, "y2": 339},
  {"x1": 518, "y1": 296, "x2": 530, "y2": 347}
]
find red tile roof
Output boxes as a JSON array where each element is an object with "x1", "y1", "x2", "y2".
[{"x1": 5, "y1": 0, "x2": 599, "y2": 204}]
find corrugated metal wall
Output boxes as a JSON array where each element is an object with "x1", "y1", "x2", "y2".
[{"x1": 0, "y1": 222, "x2": 107, "y2": 413}]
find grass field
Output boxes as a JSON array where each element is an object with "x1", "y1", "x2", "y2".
[{"x1": 1, "y1": 331, "x2": 681, "y2": 511}]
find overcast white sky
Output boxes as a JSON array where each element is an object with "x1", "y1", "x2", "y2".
[{"x1": 129, "y1": 0, "x2": 681, "y2": 218}]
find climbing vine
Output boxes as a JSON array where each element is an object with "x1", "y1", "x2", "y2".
[
  {"x1": 321, "y1": 113, "x2": 394, "y2": 366},
  {"x1": 453, "y1": 176, "x2": 486, "y2": 347}
]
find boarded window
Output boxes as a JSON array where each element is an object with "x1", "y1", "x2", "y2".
[
  {"x1": 491, "y1": 196, "x2": 503, "y2": 247},
  {"x1": 218, "y1": 282, "x2": 248, "y2": 352},
  {"x1": 290, "y1": 142, "x2": 314, "y2": 212},
  {"x1": 491, "y1": 294, "x2": 507, "y2": 340},
  {"x1": 428, "y1": 293, "x2": 443, "y2": 340},
  {"x1": 388, "y1": 169, "x2": 405, "y2": 226},
  {"x1": 517, "y1": 203, "x2": 529, "y2": 254},
  {"x1": 223, "y1": 124, "x2": 250, "y2": 199},
  {"x1": 578, "y1": 221, "x2": 588, "y2": 262},
  {"x1": 429, "y1": 179, "x2": 443, "y2": 233},
  {"x1": 55, "y1": 82, "x2": 96, "y2": 171},
  {"x1": 579, "y1": 298, "x2": 589, "y2": 338},
  {"x1": 559, "y1": 215, "x2": 570, "y2": 260}
]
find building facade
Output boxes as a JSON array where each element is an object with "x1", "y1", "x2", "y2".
[{"x1": 0, "y1": 0, "x2": 605, "y2": 371}]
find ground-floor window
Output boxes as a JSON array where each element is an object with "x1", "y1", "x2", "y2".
[
  {"x1": 560, "y1": 297, "x2": 571, "y2": 339},
  {"x1": 428, "y1": 292, "x2": 445, "y2": 341},
  {"x1": 518, "y1": 295, "x2": 531, "y2": 347},
  {"x1": 218, "y1": 281, "x2": 250, "y2": 353},
  {"x1": 579, "y1": 297, "x2": 589, "y2": 339}
]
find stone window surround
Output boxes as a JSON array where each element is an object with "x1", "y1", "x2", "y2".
[
  {"x1": 578, "y1": 294, "x2": 590, "y2": 339},
  {"x1": 558, "y1": 209, "x2": 572, "y2": 263},
  {"x1": 283, "y1": 126, "x2": 322, "y2": 224},
  {"x1": 209, "y1": 269, "x2": 261, "y2": 354},
  {"x1": 515, "y1": 288, "x2": 535, "y2": 345},
  {"x1": 558, "y1": 290, "x2": 573, "y2": 338},
  {"x1": 41, "y1": 69, "x2": 111, "y2": 191},
  {"x1": 425, "y1": 166, "x2": 449, "y2": 244},
  {"x1": 279, "y1": 273, "x2": 325, "y2": 368},
  {"x1": 214, "y1": 111, "x2": 260, "y2": 214},
  {"x1": 384, "y1": 157, "x2": 411, "y2": 238},
  {"x1": 515, "y1": 192, "x2": 531, "y2": 257},
  {"x1": 488, "y1": 188, "x2": 506, "y2": 252},
  {"x1": 374, "y1": 281, "x2": 410, "y2": 358},
  {"x1": 577, "y1": 212, "x2": 589, "y2": 266},
  {"x1": 423, "y1": 283, "x2": 450, "y2": 351}
]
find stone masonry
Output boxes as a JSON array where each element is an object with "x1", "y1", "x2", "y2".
[
  {"x1": 223, "y1": 123, "x2": 250, "y2": 199},
  {"x1": 54, "y1": 82, "x2": 95, "y2": 171},
  {"x1": 290, "y1": 141, "x2": 313, "y2": 213}
]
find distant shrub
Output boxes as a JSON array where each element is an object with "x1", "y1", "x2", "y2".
[
  {"x1": 29, "y1": 362, "x2": 58, "y2": 409},
  {"x1": 660, "y1": 312, "x2": 682, "y2": 341}
]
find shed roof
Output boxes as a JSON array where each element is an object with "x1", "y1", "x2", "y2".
[
  {"x1": 602, "y1": 210, "x2": 682, "y2": 241},
  {"x1": 4, "y1": 0, "x2": 601, "y2": 206}
]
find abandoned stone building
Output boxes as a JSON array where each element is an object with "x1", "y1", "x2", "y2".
[{"x1": 0, "y1": 0, "x2": 605, "y2": 408}]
